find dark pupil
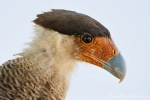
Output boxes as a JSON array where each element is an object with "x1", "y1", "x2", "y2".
[{"x1": 82, "y1": 35, "x2": 92, "y2": 43}]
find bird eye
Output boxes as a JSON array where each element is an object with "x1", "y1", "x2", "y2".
[{"x1": 81, "y1": 33, "x2": 93, "y2": 44}]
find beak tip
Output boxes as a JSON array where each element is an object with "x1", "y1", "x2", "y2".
[
  {"x1": 119, "y1": 80, "x2": 123, "y2": 83},
  {"x1": 119, "y1": 75, "x2": 125, "y2": 83}
]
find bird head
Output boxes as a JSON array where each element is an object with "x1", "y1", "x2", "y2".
[{"x1": 33, "y1": 9, "x2": 126, "y2": 82}]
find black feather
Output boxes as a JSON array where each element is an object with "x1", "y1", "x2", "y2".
[{"x1": 34, "y1": 9, "x2": 111, "y2": 38}]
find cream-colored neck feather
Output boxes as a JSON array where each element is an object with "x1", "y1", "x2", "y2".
[
  {"x1": 23, "y1": 25, "x2": 78, "y2": 70},
  {"x1": 19, "y1": 25, "x2": 78, "y2": 99}
]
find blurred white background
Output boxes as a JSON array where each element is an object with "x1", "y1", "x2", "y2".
[{"x1": 0, "y1": 0, "x2": 149, "y2": 100}]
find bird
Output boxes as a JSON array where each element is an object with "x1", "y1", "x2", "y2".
[{"x1": 0, "y1": 9, "x2": 126, "y2": 100}]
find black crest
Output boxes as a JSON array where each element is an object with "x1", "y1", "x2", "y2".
[{"x1": 34, "y1": 9, "x2": 110, "y2": 37}]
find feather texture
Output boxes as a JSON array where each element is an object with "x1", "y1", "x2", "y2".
[{"x1": 0, "y1": 25, "x2": 78, "y2": 100}]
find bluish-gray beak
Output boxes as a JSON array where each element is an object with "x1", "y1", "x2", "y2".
[{"x1": 103, "y1": 53, "x2": 126, "y2": 83}]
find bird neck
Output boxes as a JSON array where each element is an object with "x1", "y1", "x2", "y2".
[{"x1": 19, "y1": 25, "x2": 78, "y2": 99}]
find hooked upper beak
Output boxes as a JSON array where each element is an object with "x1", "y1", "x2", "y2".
[{"x1": 103, "y1": 53, "x2": 126, "y2": 82}]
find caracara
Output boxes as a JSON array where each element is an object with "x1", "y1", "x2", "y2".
[{"x1": 0, "y1": 9, "x2": 126, "y2": 100}]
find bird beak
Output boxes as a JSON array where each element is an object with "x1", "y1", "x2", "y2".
[
  {"x1": 77, "y1": 37, "x2": 126, "y2": 82},
  {"x1": 103, "y1": 53, "x2": 126, "y2": 82}
]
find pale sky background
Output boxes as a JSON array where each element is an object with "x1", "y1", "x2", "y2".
[{"x1": 0, "y1": 0, "x2": 150, "y2": 100}]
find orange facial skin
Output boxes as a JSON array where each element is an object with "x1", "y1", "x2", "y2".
[{"x1": 77, "y1": 37, "x2": 119, "y2": 68}]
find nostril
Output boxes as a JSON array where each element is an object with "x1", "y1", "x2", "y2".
[{"x1": 113, "y1": 50, "x2": 116, "y2": 55}]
